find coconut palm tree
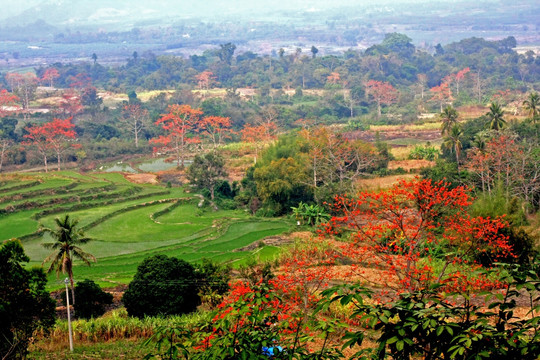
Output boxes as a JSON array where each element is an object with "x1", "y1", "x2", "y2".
[
  {"x1": 523, "y1": 92, "x2": 539, "y2": 120},
  {"x1": 440, "y1": 106, "x2": 459, "y2": 135},
  {"x1": 486, "y1": 102, "x2": 506, "y2": 131},
  {"x1": 443, "y1": 125, "x2": 463, "y2": 173},
  {"x1": 41, "y1": 214, "x2": 95, "y2": 304}
]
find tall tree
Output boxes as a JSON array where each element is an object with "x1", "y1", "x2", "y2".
[
  {"x1": 430, "y1": 82, "x2": 453, "y2": 112},
  {"x1": 523, "y1": 92, "x2": 539, "y2": 127},
  {"x1": 44, "y1": 117, "x2": 79, "y2": 171},
  {"x1": 442, "y1": 124, "x2": 463, "y2": 172},
  {"x1": 187, "y1": 152, "x2": 227, "y2": 200},
  {"x1": 365, "y1": 80, "x2": 399, "y2": 118},
  {"x1": 486, "y1": 102, "x2": 506, "y2": 130},
  {"x1": 199, "y1": 115, "x2": 232, "y2": 150},
  {"x1": 440, "y1": 106, "x2": 459, "y2": 135},
  {"x1": 218, "y1": 43, "x2": 236, "y2": 65},
  {"x1": 241, "y1": 122, "x2": 277, "y2": 164},
  {"x1": 41, "y1": 215, "x2": 96, "y2": 305},
  {"x1": 122, "y1": 104, "x2": 148, "y2": 148},
  {"x1": 0, "y1": 118, "x2": 17, "y2": 172},
  {"x1": 5, "y1": 73, "x2": 38, "y2": 120},
  {"x1": 23, "y1": 123, "x2": 51, "y2": 172},
  {"x1": 41, "y1": 68, "x2": 60, "y2": 88},
  {"x1": 150, "y1": 104, "x2": 202, "y2": 167},
  {"x1": 1, "y1": 240, "x2": 55, "y2": 360},
  {"x1": 0, "y1": 89, "x2": 19, "y2": 117},
  {"x1": 310, "y1": 45, "x2": 319, "y2": 59}
]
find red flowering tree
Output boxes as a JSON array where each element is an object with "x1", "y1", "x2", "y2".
[
  {"x1": 150, "y1": 104, "x2": 203, "y2": 167},
  {"x1": 199, "y1": 115, "x2": 233, "y2": 150},
  {"x1": 443, "y1": 67, "x2": 470, "y2": 95},
  {"x1": 240, "y1": 122, "x2": 277, "y2": 163},
  {"x1": 0, "y1": 89, "x2": 20, "y2": 117},
  {"x1": 365, "y1": 80, "x2": 398, "y2": 118},
  {"x1": 58, "y1": 89, "x2": 83, "y2": 116},
  {"x1": 195, "y1": 71, "x2": 216, "y2": 91},
  {"x1": 430, "y1": 82, "x2": 453, "y2": 112},
  {"x1": 23, "y1": 117, "x2": 78, "y2": 172},
  {"x1": 41, "y1": 68, "x2": 60, "y2": 88},
  {"x1": 322, "y1": 178, "x2": 512, "y2": 293},
  {"x1": 326, "y1": 72, "x2": 340, "y2": 85}
]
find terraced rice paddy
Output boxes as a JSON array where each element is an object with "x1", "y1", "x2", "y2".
[{"x1": 0, "y1": 171, "x2": 290, "y2": 289}]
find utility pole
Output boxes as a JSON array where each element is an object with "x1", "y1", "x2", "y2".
[{"x1": 65, "y1": 278, "x2": 74, "y2": 352}]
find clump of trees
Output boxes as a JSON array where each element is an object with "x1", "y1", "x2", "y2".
[{"x1": 0, "y1": 240, "x2": 56, "y2": 360}]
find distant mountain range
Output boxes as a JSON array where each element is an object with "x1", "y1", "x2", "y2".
[
  {"x1": 0, "y1": 0, "x2": 345, "y2": 28},
  {"x1": 0, "y1": 0, "x2": 507, "y2": 30}
]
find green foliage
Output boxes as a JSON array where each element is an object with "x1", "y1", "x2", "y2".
[
  {"x1": 291, "y1": 201, "x2": 330, "y2": 226},
  {"x1": 408, "y1": 143, "x2": 439, "y2": 161},
  {"x1": 319, "y1": 264, "x2": 540, "y2": 359},
  {"x1": 0, "y1": 239, "x2": 56, "y2": 360},
  {"x1": 195, "y1": 258, "x2": 231, "y2": 308},
  {"x1": 122, "y1": 255, "x2": 201, "y2": 318},
  {"x1": 71, "y1": 279, "x2": 113, "y2": 319},
  {"x1": 187, "y1": 153, "x2": 227, "y2": 200}
]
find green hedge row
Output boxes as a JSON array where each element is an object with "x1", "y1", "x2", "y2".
[
  {"x1": 0, "y1": 180, "x2": 41, "y2": 194},
  {"x1": 0, "y1": 185, "x2": 133, "y2": 216},
  {"x1": 0, "y1": 181, "x2": 113, "y2": 203},
  {"x1": 81, "y1": 197, "x2": 180, "y2": 231},
  {"x1": 31, "y1": 189, "x2": 171, "y2": 220}
]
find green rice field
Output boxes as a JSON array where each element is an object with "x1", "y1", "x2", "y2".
[{"x1": 0, "y1": 170, "x2": 291, "y2": 289}]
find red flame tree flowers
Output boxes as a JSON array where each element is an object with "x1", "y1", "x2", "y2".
[
  {"x1": 322, "y1": 178, "x2": 512, "y2": 293},
  {"x1": 23, "y1": 117, "x2": 78, "y2": 172},
  {"x1": 150, "y1": 104, "x2": 203, "y2": 167}
]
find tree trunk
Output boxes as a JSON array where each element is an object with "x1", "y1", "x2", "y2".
[
  {"x1": 44, "y1": 155, "x2": 48, "y2": 172},
  {"x1": 134, "y1": 122, "x2": 139, "y2": 148},
  {"x1": 0, "y1": 142, "x2": 6, "y2": 172}
]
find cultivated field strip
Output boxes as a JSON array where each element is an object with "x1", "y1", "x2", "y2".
[{"x1": 0, "y1": 171, "x2": 290, "y2": 288}]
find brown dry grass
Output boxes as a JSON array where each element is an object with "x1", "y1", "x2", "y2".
[
  {"x1": 356, "y1": 174, "x2": 417, "y2": 191},
  {"x1": 388, "y1": 159, "x2": 434, "y2": 171}
]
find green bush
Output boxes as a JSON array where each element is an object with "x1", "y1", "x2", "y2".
[
  {"x1": 122, "y1": 255, "x2": 200, "y2": 318},
  {"x1": 1, "y1": 240, "x2": 56, "y2": 359},
  {"x1": 72, "y1": 279, "x2": 113, "y2": 319}
]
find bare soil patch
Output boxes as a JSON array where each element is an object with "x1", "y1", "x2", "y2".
[{"x1": 124, "y1": 173, "x2": 158, "y2": 184}]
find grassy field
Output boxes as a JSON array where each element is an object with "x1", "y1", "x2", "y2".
[{"x1": 0, "y1": 170, "x2": 291, "y2": 289}]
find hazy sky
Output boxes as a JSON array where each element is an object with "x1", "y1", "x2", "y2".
[{"x1": 0, "y1": 0, "x2": 506, "y2": 23}]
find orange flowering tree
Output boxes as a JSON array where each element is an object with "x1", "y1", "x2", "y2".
[
  {"x1": 322, "y1": 178, "x2": 512, "y2": 293},
  {"x1": 430, "y1": 82, "x2": 453, "y2": 112},
  {"x1": 240, "y1": 122, "x2": 277, "y2": 164},
  {"x1": 150, "y1": 104, "x2": 203, "y2": 167},
  {"x1": 365, "y1": 80, "x2": 398, "y2": 118},
  {"x1": 41, "y1": 68, "x2": 60, "y2": 88},
  {"x1": 23, "y1": 117, "x2": 78, "y2": 172},
  {"x1": 199, "y1": 115, "x2": 233, "y2": 150}
]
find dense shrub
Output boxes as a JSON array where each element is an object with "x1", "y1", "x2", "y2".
[
  {"x1": 72, "y1": 279, "x2": 113, "y2": 319},
  {"x1": 0, "y1": 240, "x2": 56, "y2": 360},
  {"x1": 122, "y1": 255, "x2": 200, "y2": 318}
]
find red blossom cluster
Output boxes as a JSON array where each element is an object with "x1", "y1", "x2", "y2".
[
  {"x1": 23, "y1": 117, "x2": 78, "y2": 172},
  {"x1": 322, "y1": 178, "x2": 512, "y2": 293}
]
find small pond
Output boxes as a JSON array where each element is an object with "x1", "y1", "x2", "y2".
[{"x1": 137, "y1": 158, "x2": 192, "y2": 172}]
